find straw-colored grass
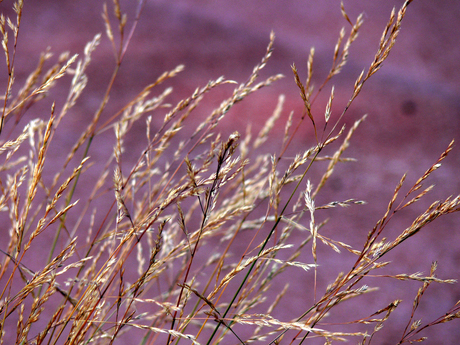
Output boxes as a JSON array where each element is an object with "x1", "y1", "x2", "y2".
[{"x1": 0, "y1": 0, "x2": 459, "y2": 344}]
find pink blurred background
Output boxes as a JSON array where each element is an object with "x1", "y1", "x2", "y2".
[{"x1": 1, "y1": 0, "x2": 460, "y2": 343}]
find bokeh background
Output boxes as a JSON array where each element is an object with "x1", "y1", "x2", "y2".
[{"x1": 1, "y1": 0, "x2": 460, "y2": 343}]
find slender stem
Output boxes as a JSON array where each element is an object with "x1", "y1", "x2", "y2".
[{"x1": 206, "y1": 148, "x2": 322, "y2": 345}]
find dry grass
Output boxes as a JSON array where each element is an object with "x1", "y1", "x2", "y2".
[{"x1": 0, "y1": 0, "x2": 459, "y2": 344}]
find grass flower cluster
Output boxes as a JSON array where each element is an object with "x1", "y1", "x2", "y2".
[{"x1": 0, "y1": 0, "x2": 459, "y2": 344}]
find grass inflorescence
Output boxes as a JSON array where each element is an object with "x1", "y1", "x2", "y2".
[{"x1": 0, "y1": 0, "x2": 459, "y2": 344}]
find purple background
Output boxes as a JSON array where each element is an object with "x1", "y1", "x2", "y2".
[{"x1": 1, "y1": 0, "x2": 460, "y2": 343}]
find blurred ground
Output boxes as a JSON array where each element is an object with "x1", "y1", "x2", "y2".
[{"x1": 1, "y1": 0, "x2": 460, "y2": 343}]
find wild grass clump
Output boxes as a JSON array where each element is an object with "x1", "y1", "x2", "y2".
[{"x1": 0, "y1": 0, "x2": 459, "y2": 344}]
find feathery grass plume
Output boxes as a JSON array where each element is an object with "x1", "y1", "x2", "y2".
[
  {"x1": 0, "y1": 0, "x2": 459, "y2": 344},
  {"x1": 0, "y1": 0, "x2": 23, "y2": 134}
]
